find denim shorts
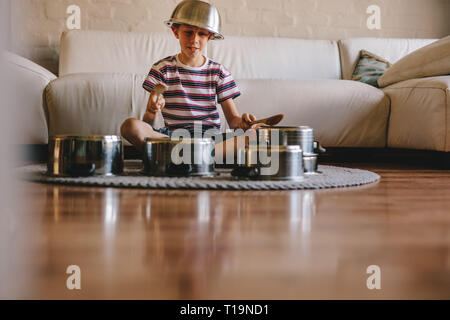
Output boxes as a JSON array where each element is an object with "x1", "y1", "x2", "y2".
[{"x1": 151, "y1": 126, "x2": 172, "y2": 137}]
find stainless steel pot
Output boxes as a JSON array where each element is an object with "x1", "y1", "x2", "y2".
[
  {"x1": 142, "y1": 137, "x2": 216, "y2": 177},
  {"x1": 257, "y1": 126, "x2": 323, "y2": 173},
  {"x1": 303, "y1": 153, "x2": 318, "y2": 174},
  {"x1": 257, "y1": 126, "x2": 314, "y2": 153},
  {"x1": 47, "y1": 135, "x2": 123, "y2": 177},
  {"x1": 232, "y1": 145, "x2": 303, "y2": 181}
]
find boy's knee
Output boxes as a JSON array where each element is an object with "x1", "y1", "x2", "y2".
[{"x1": 120, "y1": 118, "x2": 138, "y2": 137}]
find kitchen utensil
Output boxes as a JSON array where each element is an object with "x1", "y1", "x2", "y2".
[
  {"x1": 248, "y1": 114, "x2": 284, "y2": 126},
  {"x1": 152, "y1": 83, "x2": 167, "y2": 129},
  {"x1": 47, "y1": 135, "x2": 123, "y2": 177},
  {"x1": 303, "y1": 153, "x2": 318, "y2": 174},
  {"x1": 232, "y1": 145, "x2": 303, "y2": 181},
  {"x1": 142, "y1": 137, "x2": 216, "y2": 177},
  {"x1": 257, "y1": 126, "x2": 314, "y2": 153},
  {"x1": 257, "y1": 126, "x2": 322, "y2": 173},
  {"x1": 165, "y1": 0, "x2": 224, "y2": 40}
]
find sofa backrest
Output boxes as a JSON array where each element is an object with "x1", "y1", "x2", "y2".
[
  {"x1": 338, "y1": 37, "x2": 437, "y2": 80},
  {"x1": 208, "y1": 36, "x2": 341, "y2": 79},
  {"x1": 59, "y1": 30, "x2": 179, "y2": 76},
  {"x1": 59, "y1": 30, "x2": 341, "y2": 79}
]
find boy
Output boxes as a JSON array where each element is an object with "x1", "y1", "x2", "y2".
[{"x1": 120, "y1": 0, "x2": 259, "y2": 157}]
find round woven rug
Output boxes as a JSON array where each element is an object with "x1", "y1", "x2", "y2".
[{"x1": 17, "y1": 161, "x2": 380, "y2": 190}]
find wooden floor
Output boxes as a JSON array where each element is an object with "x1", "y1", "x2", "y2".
[{"x1": 2, "y1": 162, "x2": 450, "y2": 299}]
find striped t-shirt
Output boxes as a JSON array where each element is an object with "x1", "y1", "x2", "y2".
[{"x1": 143, "y1": 55, "x2": 241, "y2": 133}]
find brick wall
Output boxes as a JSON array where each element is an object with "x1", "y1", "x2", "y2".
[{"x1": 10, "y1": 0, "x2": 450, "y2": 75}]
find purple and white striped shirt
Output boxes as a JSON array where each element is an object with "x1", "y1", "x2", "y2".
[{"x1": 143, "y1": 55, "x2": 241, "y2": 133}]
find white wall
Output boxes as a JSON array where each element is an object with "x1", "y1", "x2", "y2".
[{"x1": 10, "y1": 0, "x2": 450, "y2": 74}]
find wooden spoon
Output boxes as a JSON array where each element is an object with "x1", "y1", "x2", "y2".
[
  {"x1": 248, "y1": 114, "x2": 284, "y2": 126},
  {"x1": 152, "y1": 84, "x2": 167, "y2": 129}
]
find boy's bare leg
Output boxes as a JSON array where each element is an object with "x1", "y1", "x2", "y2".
[{"x1": 120, "y1": 118, "x2": 168, "y2": 151}]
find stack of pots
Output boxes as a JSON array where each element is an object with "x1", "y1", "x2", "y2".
[{"x1": 257, "y1": 126, "x2": 319, "y2": 174}]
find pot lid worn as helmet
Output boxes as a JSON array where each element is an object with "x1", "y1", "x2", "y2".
[{"x1": 165, "y1": 0, "x2": 224, "y2": 40}]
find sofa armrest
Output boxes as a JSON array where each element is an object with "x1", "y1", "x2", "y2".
[
  {"x1": 4, "y1": 51, "x2": 57, "y2": 144},
  {"x1": 383, "y1": 75, "x2": 450, "y2": 152},
  {"x1": 45, "y1": 73, "x2": 149, "y2": 144}
]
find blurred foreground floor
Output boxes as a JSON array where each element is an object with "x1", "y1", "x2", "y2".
[{"x1": 1, "y1": 162, "x2": 450, "y2": 299}]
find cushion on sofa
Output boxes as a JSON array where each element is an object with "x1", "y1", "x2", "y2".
[
  {"x1": 383, "y1": 76, "x2": 450, "y2": 151},
  {"x1": 234, "y1": 78, "x2": 390, "y2": 147},
  {"x1": 45, "y1": 73, "x2": 148, "y2": 139},
  {"x1": 351, "y1": 50, "x2": 391, "y2": 87},
  {"x1": 59, "y1": 30, "x2": 180, "y2": 76},
  {"x1": 206, "y1": 36, "x2": 341, "y2": 80},
  {"x1": 378, "y1": 36, "x2": 450, "y2": 87},
  {"x1": 44, "y1": 73, "x2": 229, "y2": 143},
  {"x1": 338, "y1": 38, "x2": 437, "y2": 80},
  {"x1": 46, "y1": 74, "x2": 390, "y2": 148}
]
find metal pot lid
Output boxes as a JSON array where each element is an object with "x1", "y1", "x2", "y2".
[
  {"x1": 144, "y1": 137, "x2": 214, "y2": 144},
  {"x1": 49, "y1": 135, "x2": 122, "y2": 141}
]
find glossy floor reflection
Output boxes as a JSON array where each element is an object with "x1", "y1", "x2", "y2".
[{"x1": 2, "y1": 164, "x2": 450, "y2": 299}]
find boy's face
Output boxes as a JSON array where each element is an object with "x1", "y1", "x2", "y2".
[{"x1": 172, "y1": 24, "x2": 212, "y2": 63}]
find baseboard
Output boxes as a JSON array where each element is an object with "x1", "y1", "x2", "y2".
[{"x1": 321, "y1": 147, "x2": 450, "y2": 169}]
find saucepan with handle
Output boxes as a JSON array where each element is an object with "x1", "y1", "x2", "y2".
[
  {"x1": 47, "y1": 135, "x2": 124, "y2": 177},
  {"x1": 142, "y1": 137, "x2": 216, "y2": 177}
]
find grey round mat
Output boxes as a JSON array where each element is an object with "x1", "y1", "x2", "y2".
[{"x1": 17, "y1": 161, "x2": 380, "y2": 190}]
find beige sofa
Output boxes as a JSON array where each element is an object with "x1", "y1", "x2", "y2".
[{"x1": 8, "y1": 30, "x2": 449, "y2": 153}]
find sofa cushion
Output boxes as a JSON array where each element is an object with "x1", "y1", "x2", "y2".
[
  {"x1": 383, "y1": 76, "x2": 450, "y2": 152},
  {"x1": 338, "y1": 38, "x2": 437, "y2": 80},
  {"x1": 46, "y1": 74, "x2": 389, "y2": 148},
  {"x1": 207, "y1": 36, "x2": 341, "y2": 79},
  {"x1": 378, "y1": 36, "x2": 450, "y2": 87},
  {"x1": 44, "y1": 73, "x2": 229, "y2": 143},
  {"x1": 45, "y1": 73, "x2": 148, "y2": 139},
  {"x1": 234, "y1": 79, "x2": 390, "y2": 147},
  {"x1": 351, "y1": 50, "x2": 391, "y2": 88},
  {"x1": 59, "y1": 30, "x2": 180, "y2": 76}
]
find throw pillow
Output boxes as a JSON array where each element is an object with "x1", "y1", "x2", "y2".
[
  {"x1": 378, "y1": 35, "x2": 450, "y2": 87},
  {"x1": 351, "y1": 50, "x2": 391, "y2": 88}
]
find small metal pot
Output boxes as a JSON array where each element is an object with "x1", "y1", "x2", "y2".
[
  {"x1": 303, "y1": 153, "x2": 318, "y2": 174},
  {"x1": 142, "y1": 137, "x2": 216, "y2": 177},
  {"x1": 47, "y1": 135, "x2": 123, "y2": 177},
  {"x1": 232, "y1": 145, "x2": 303, "y2": 181}
]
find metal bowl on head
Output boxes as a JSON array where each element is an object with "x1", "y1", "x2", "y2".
[
  {"x1": 47, "y1": 135, "x2": 123, "y2": 177},
  {"x1": 164, "y1": 0, "x2": 223, "y2": 40},
  {"x1": 142, "y1": 137, "x2": 216, "y2": 177}
]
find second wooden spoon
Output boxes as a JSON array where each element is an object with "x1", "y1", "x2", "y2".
[{"x1": 248, "y1": 114, "x2": 284, "y2": 126}]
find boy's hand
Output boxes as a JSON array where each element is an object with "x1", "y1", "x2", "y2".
[
  {"x1": 237, "y1": 113, "x2": 266, "y2": 130},
  {"x1": 148, "y1": 90, "x2": 165, "y2": 113}
]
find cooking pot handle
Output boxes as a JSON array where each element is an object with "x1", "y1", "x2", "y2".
[
  {"x1": 314, "y1": 141, "x2": 326, "y2": 154},
  {"x1": 166, "y1": 163, "x2": 193, "y2": 176},
  {"x1": 68, "y1": 163, "x2": 96, "y2": 177},
  {"x1": 231, "y1": 166, "x2": 260, "y2": 178}
]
